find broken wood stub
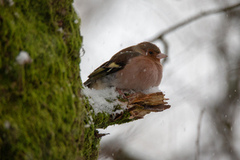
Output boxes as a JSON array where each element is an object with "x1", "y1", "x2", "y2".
[{"x1": 118, "y1": 91, "x2": 171, "y2": 120}]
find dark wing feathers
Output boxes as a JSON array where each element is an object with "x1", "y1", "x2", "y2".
[{"x1": 84, "y1": 51, "x2": 141, "y2": 87}]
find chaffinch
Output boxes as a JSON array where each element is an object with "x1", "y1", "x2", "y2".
[{"x1": 84, "y1": 42, "x2": 167, "y2": 91}]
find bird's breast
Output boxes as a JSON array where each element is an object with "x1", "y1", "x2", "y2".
[{"x1": 114, "y1": 56, "x2": 163, "y2": 90}]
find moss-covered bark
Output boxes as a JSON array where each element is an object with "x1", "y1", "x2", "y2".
[{"x1": 0, "y1": 0, "x2": 99, "y2": 159}]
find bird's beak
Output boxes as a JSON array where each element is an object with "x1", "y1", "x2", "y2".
[{"x1": 156, "y1": 53, "x2": 167, "y2": 59}]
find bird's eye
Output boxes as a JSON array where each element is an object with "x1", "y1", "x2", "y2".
[{"x1": 149, "y1": 51, "x2": 154, "y2": 55}]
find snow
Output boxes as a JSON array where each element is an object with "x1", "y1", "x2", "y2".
[
  {"x1": 57, "y1": 27, "x2": 63, "y2": 33},
  {"x1": 74, "y1": 19, "x2": 79, "y2": 24},
  {"x1": 82, "y1": 87, "x2": 127, "y2": 115},
  {"x1": 4, "y1": 121, "x2": 11, "y2": 129},
  {"x1": 16, "y1": 51, "x2": 32, "y2": 65},
  {"x1": 7, "y1": 0, "x2": 14, "y2": 6},
  {"x1": 82, "y1": 86, "x2": 165, "y2": 115},
  {"x1": 143, "y1": 86, "x2": 162, "y2": 94}
]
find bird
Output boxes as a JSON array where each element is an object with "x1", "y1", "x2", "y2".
[{"x1": 84, "y1": 42, "x2": 167, "y2": 91}]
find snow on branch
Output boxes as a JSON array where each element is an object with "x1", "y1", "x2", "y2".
[{"x1": 83, "y1": 87, "x2": 170, "y2": 128}]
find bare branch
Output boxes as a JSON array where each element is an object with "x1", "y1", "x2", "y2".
[
  {"x1": 150, "y1": 2, "x2": 240, "y2": 58},
  {"x1": 158, "y1": 37, "x2": 169, "y2": 63},
  {"x1": 195, "y1": 109, "x2": 205, "y2": 160},
  {"x1": 150, "y1": 2, "x2": 240, "y2": 42}
]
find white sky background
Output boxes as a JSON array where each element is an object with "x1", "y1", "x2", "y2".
[{"x1": 73, "y1": 0, "x2": 240, "y2": 159}]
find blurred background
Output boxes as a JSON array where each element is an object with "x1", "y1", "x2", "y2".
[{"x1": 73, "y1": 0, "x2": 240, "y2": 159}]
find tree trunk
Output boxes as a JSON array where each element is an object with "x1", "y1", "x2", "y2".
[{"x1": 0, "y1": 0, "x2": 99, "y2": 159}]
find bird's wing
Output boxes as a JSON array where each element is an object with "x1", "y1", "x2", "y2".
[{"x1": 84, "y1": 51, "x2": 141, "y2": 87}]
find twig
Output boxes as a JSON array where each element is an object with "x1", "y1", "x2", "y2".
[
  {"x1": 149, "y1": 2, "x2": 240, "y2": 56},
  {"x1": 150, "y1": 2, "x2": 240, "y2": 42},
  {"x1": 195, "y1": 109, "x2": 205, "y2": 160},
  {"x1": 158, "y1": 37, "x2": 169, "y2": 63}
]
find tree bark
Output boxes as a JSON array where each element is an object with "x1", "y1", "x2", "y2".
[{"x1": 0, "y1": 0, "x2": 98, "y2": 159}]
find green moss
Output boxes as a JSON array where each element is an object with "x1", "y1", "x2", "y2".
[
  {"x1": 0, "y1": 0, "x2": 99, "y2": 159},
  {"x1": 93, "y1": 111, "x2": 132, "y2": 129}
]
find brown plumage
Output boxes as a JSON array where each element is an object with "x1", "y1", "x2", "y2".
[{"x1": 84, "y1": 42, "x2": 167, "y2": 91}]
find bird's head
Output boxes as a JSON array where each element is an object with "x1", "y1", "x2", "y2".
[{"x1": 135, "y1": 42, "x2": 167, "y2": 61}]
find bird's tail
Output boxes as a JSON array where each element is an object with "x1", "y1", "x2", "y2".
[{"x1": 83, "y1": 79, "x2": 93, "y2": 88}]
